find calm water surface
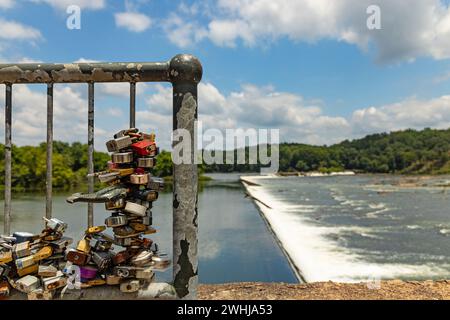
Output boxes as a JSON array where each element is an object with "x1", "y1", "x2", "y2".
[{"x1": 0, "y1": 173, "x2": 297, "y2": 284}]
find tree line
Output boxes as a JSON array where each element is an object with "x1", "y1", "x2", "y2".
[{"x1": 0, "y1": 127, "x2": 449, "y2": 191}]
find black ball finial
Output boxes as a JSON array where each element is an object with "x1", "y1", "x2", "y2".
[{"x1": 169, "y1": 54, "x2": 203, "y2": 84}]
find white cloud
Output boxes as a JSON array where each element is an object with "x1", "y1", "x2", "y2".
[
  {"x1": 0, "y1": 0, "x2": 14, "y2": 9},
  {"x1": 30, "y1": 0, "x2": 106, "y2": 10},
  {"x1": 165, "y1": 0, "x2": 450, "y2": 62},
  {"x1": 0, "y1": 19, "x2": 42, "y2": 41},
  {"x1": 1, "y1": 82, "x2": 449, "y2": 150},
  {"x1": 0, "y1": 84, "x2": 109, "y2": 149},
  {"x1": 115, "y1": 11, "x2": 152, "y2": 32}
]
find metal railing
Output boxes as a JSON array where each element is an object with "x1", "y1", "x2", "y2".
[{"x1": 0, "y1": 54, "x2": 202, "y2": 299}]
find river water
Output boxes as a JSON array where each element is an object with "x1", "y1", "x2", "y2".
[
  {"x1": 0, "y1": 173, "x2": 297, "y2": 284},
  {"x1": 243, "y1": 174, "x2": 450, "y2": 282}
]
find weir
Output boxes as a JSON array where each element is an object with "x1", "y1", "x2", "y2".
[{"x1": 0, "y1": 54, "x2": 202, "y2": 299}]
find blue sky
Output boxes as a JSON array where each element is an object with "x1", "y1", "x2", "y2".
[{"x1": 1, "y1": 0, "x2": 450, "y2": 150}]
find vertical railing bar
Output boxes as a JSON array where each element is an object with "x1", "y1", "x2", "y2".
[
  {"x1": 130, "y1": 82, "x2": 136, "y2": 128},
  {"x1": 3, "y1": 83, "x2": 12, "y2": 235},
  {"x1": 45, "y1": 83, "x2": 54, "y2": 221},
  {"x1": 87, "y1": 83, "x2": 95, "y2": 227}
]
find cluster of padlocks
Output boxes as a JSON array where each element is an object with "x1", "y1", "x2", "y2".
[
  {"x1": 0, "y1": 219, "x2": 73, "y2": 299},
  {"x1": 0, "y1": 129, "x2": 169, "y2": 299}
]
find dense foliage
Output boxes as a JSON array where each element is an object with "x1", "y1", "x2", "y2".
[
  {"x1": 202, "y1": 128, "x2": 450, "y2": 174},
  {"x1": 0, "y1": 128, "x2": 449, "y2": 191}
]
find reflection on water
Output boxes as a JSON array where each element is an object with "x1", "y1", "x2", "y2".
[{"x1": 0, "y1": 173, "x2": 297, "y2": 284}]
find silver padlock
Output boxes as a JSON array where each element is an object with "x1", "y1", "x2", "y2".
[
  {"x1": 13, "y1": 241, "x2": 31, "y2": 259},
  {"x1": 124, "y1": 202, "x2": 147, "y2": 217},
  {"x1": 105, "y1": 198, "x2": 126, "y2": 211},
  {"x1": 13, "y1": 232, "x2": 37, "y2": 244},
  {"x1": 106, "y1": 136, "x2": 133, "y2": 152},
  {"x1": 105, "y1": 215, "x2": 127, "y2": 227},
  {"x1": 114, "y1": 236, "x2": 132, "y2": 247},
  {"x1": 38, "y1": 265, "x2": 58, "y2": 277},
  {"x1": 151, "y1": 254, "x2": 171, "y2": 270},
  {"x1": 43, "y1": 217, "x2": 67, "y2": 233},
  {"x1": 129, "y1": 173, "x2": 150, "y2": 185},
  {"x1": 16, "y1": 275, "x2": 40, "y2": 293},
  {"x1": 28, "y1": 289, "x2": 53, "y2": 300},
  {"x1": 130, "y1": 250, "x2": 153, "y2": 267},
  {"x1": 120, "y1": 280, "x2": 140, "y2": 293},
  {"x1": 49, "y1": 237, "x2": 73, "y2": 250},
  {"x1": 137, "y1": 157, "x2": 155, "y2": 168},
  {"x1": 0, "y1": 264, "x2": 11, "y2": 277},
  {"x1": 111, "y1": 152, "x2": 133, "y2": 164},
  {"x1": 136, "y1": 267, "x2": 154, "y2": 280},
  {"x1": 113, "y1": 128, "x2": 138, "y2": 139},
  {"x1": 91, "y1": 238, "x2": 113, "y2": 252},
  {"x1": 91, "y1": 251, "x2": 113, "y2": 270},
  {"x1": 15, "y1": 255, "x2": 35, "y2": 269},
  {"x1": 142, "y1": 213, "x2": 152, "y2": 226},
  {"x1": 42, "y1": 271, "x2": 67, "y2": 291},
  {"x1": 114, "y1": 266, "x2": 136, "y2": 278},
  {"x1": 97, "y1": 171, "x2": 120, "y2": 183},
  {"x1": 147, "y1": 177, "x2": 165, "y2": 191}
]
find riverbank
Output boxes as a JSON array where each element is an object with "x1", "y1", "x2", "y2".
[{"x1": 198, "y1": 280, "x2": 450, "y2": 300}]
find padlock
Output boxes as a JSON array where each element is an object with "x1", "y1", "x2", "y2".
[
  {"x1": 142, "y1": 213, "x2": 152, "y2": 226},
  {"x1": 91, "y1": 251, "x2": 113, "y2": 270},
  {"x1": 114, "y1": 128, "x2": 139, "y2": 139},
  {"x1": 151, "y1": 254, "x2": 171, "y2": 270},
  {"x1": 120, "y1": 280, "x2": 140, "y2": 293},
  {"x1": 17, "y1": 264, "x2": 38, "y2": 277},
  {"x1": 147, "y1": 177, "x2": 165, "y2": 191},
  {"x1": 131, "y1": 140, "x2": 156, "y2": 156},
  {"x1": 110, "y1": 167, "x2": 135, "y2": 176},
  {"x1": 111, "y1": 152, "x2": 133, "y2": 164},
  {"x1": 137, "y1": 157, "x2": 155, "y2": 168},
  {"x1": 114, "y1": 236, "x2": 132, "y2": 247},
  {"x1": 130, "y1": 250, "x2": 153, "y2": 267},
  {"x1": 13, "y1": 232, "x2": 38, "y2": 243},
  {"x1": 129, "y1": 173, "x2": 150, "y2": 185},
  {"x1": 0, "y1": 264, "x2": 11, "y2": 278},
  {"x1": 80, "y1": 279, "x2": 106, "y2": 288},
  {"x1": 16, "y1": 275, "x2": 40, "y2": 293},
  {"x1": 106, "y1": 136, "x2": 133, "y2": 152},
  {"x1": 79, "y1": 266, "x2": 98, "y2": 280},
  {"x1": 42, "y1": 271, "x2": 67, "y2": 291},
  {"x1": 140, "y1": 132, "x2": 155, "y2": 142},
  {"x1": 48, "y1": 237, "x2": 73, "y2": 249},
  {"x1": 76, "y1": 239, "x2": 91, "y2": 254},
  {"x1": 13, "y1": 241, "x2": 31, "y2": 259},
  {"x1": 124, "y1": 201, "x2": 147, "y2": 217},
  {"x1": 106, "y1": 274, "x2": 121, "y2": 285},
  {"x1": 105, "y1": 198, "x2": 126, "y2": 211},
  {"x1": 114, "y1": 266, "x2": 136, "y2": 278},
  {"x1": 66, "y1": 185, "x2": 129, "y2": 204},
  {"x1": 105, "y1": 215, "x2": 127, "y2": 227},
  {"x1": 133, "y1": 189, "x2": 158, "y2": 202},
  {"x1": 43, "y1": 217, "x2": 67, "y2": 233},
  {"x1": 66, "y1": 249, "x2": 90, "y2": 266},
  {"x1": 97, "y1": 171, "x2": 120, "y2": 183},
  {"x1": 129, "y1": 223, "x2": 147, "y2": 232},
  {"x1": 94, "y1": 232, "x2": 115, "y2": 243},
  {"x1": 27, "y1": 289, "x2": 53, "y2": 300},
  {"x1": 0, "y1": 281, "x2": 10, "y2": 299},
  {"x1": 107, "y1": 160, "x2": 118, "y2": 170},
  {"x1": 91, "y1": 238, "x2": 113, "y2": 252},
  {"x1": 85, "y1": 226, "x2": 106, "y2": 235},
  {"x1": 136, "y1": 267, "x2": 155, "y2": 280},
  {"x1": 16, "y1": 255, "x2": 35, "y2": 269},
  {"x1": 0, "y1": 250, "x2": 12, "y2": 264},
  {"x1": 112, "y1": 250, "x2": 131, "y2": 265},
  {"x1": 33, "y1": 246, "x2": 53, "y2": 262},
  {"x1": 38, "y1": 265, "x2": 58, "y2": 277},
  {"x1": 43, "y1": 234, "x2": 61, "y2": 241},
  {"x1": 113, "y1": 226, "x2": 135, "y2": 237}
]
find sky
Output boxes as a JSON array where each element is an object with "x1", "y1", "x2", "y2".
[{"x1": 0, "y1": 0, "x2": 450, "y2": 151}]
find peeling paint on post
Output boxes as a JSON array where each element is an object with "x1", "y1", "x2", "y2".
[{"x1": 169, "y1": 54, "x2": 202, "y2": 299}]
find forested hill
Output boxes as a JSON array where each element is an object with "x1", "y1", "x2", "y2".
[
  {"x1": 203, "y1": 128, "x2": 450, "y2": 174},
  {"x1": 0, "y1": 128, "x2": 449, "y2": 191}
]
